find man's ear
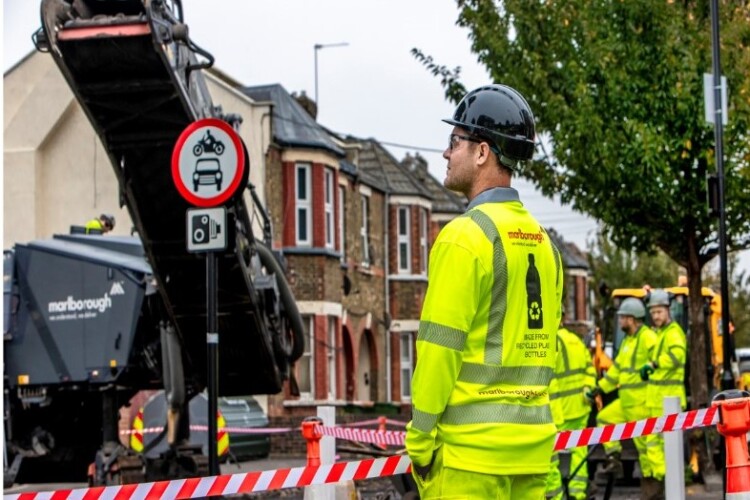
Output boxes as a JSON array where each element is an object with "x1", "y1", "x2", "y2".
[{"x1": 475, "y1": 142, "x2": 492, "y2": 166}]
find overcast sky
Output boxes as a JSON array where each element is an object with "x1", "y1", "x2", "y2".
[{"x1": 4, "y1": 0, "x2": 748, "y2": 275}]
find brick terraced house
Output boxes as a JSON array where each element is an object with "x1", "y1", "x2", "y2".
[{"x1": 3, "y1": 55, "x2": 592, "y2": 455}]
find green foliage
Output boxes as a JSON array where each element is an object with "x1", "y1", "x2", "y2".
[
  {"x1": 415, "y1": 1, "x2": 750, "y2": 411},
  {"x1": 415, "y1": 0, "x2": 750, "y2": 267},
  {"x1": 587, "y1": 231, "x2": 679, "y2": 318}
]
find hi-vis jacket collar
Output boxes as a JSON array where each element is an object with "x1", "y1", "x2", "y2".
[{"x1": 466, "y1": 187, "x2": 520, "y2": 211}]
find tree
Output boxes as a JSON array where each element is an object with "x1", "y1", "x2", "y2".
[
  {"x1": 414, "y1": 0, "x2": 750, "y2": 412},
  {"x1": 587, "y1": 231, "x2": 679, "y2": 315}
]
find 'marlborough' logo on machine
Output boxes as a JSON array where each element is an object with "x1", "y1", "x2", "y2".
[{"x1": 47, "y1": 291, "x2": 117, "y2": 321}]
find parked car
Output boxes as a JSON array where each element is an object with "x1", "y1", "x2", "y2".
[
  {"x1": 219, "y1": 396, "x2": 270, "y2": 461},
  {"x1": 135, "y1": 391, "x2": 269, "y2": 461}
]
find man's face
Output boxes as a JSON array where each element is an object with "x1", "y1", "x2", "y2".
[
  {"x1": 442, "y1": 127, "x2": 477, "y2": 195},
  {"x1": 618, "y1": 315, "x2": 636, "y2": 334},
  {"x1": 649, "y1": 306, "x2": 670, "y2": 328}
]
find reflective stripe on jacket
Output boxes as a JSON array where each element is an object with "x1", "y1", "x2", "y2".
[
  {"x1": 405, "y1": 187, "x2": 564, "y2": 476},
  {"x1": 550, "y1": 327, "x2": 596, "y2": 423},
  {"x1": 647, "y1": 321, "x2": 687, "y2": 409},
  {"x1": 598, "y1": 325, "x2": 656, "y2": 407}
]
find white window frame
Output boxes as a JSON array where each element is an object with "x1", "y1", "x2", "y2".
[
  {"x1": 297, "y1": 315, "x2": 315, "y2": 400},
  {"x1": 397, "y1": 206, "x2": 411, "y2": 273},
  {"x1": 400, "y1": 332, "x2": 414, "y2": 401},
  {"x1": 324, "y1": 168, "x2": 334, "y2": 249},
  {"x1": 338, "y1": 185, "x2": 346, "y2": 262},
  {"x1": 420, "y1": 208, "x2": 428, "y2": 274},
  {"x1": 295, "y1": 163, "x2": 312, "y2": 246},
  {"x1": 327, "y1": 316, "x2": 337, "y2": 400},
  {"x1": 361, "y1": 194, "x2": 370, "y2": 267}
]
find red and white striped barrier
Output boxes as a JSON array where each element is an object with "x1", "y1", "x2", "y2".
[
  {"x1": 120, "y1": 425, "x2": 294, "y2": 436},
  {"x1": 554, "y1": 405, "x2": 719, "y2": 451},
  {"x1": 315, "y1": 406, "x2": 721, "y2": 452},
  {"x1": 8, "y1": 407, "x2": 722, "y2": 500},
  {"x1": 3, "y1": 455, "x2": 412, "y2": 500},
  {"x1": 318, "y1": 426, "x2": 406, "y2": 447},
  {"x1": 339, "y1": 418, "x2": 407, "y2": 428}
]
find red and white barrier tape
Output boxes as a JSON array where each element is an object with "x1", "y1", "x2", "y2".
[
  {"x1": 554, "y1": 405, "x2": 718, "y2": 451},
  {"x1": 339, "y1": 418, "x2": 407, "y2": 428},
  {"x1": 318, "y1": 426, "x2": 406, "y2": 447},
  {"x1": 120, "y1": 425, "x2": 294, "y2": 436},
  {"x1": 3, "y1": 455, "x2": 412, "y2": 500},
  {"x1": 316, "y1": 406, "x2": 720, "y2": 451},
  {"x1": 5, "y1": 407, "x2": 723, "y2": 500}
]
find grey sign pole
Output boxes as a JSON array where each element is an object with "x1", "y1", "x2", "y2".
[
  {"x1": 186, "y1": 206, "x2": 227, "y2": 477},
  {"x1": 207, "y1": 250, "x2": 219, "y2": 475},
  {"x1": 175, "y1": 117, "x2": 243, "y2": 477}
]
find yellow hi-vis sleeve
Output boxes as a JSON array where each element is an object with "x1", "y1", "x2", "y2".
[{"x1": 406, "y1": 240, "x2": 480, "y2": 467}]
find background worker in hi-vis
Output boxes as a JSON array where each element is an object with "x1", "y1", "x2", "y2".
[
  {"x1": 405, "y1": 84, "x2": 564, "y2": 499},
  {"x1": 546, "y1": 312, "x2": 597, "y2": 500},
  {"x1": 639, "y1": 289, "x2": 687, "y2": 499},
  {"x1": 587, "y1": 298, "x2": 657, "y2": 494}
]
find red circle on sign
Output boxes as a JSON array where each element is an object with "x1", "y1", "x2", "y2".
[{"x1": 171, "y1": 118, "x2": 246, "y2": 207}]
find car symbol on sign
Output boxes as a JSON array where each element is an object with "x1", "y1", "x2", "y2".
[{"x1": 193, "y1": 158, "x2": 223, "y2": 192}]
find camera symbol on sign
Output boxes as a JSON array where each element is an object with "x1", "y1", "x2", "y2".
[{"x1": 192, "y1": 215, "x2": 221, "y2": 245}]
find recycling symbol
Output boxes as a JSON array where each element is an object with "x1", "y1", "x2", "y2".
[{"x1": 529, "y1": 301, "x2": 542, "y2": 321}]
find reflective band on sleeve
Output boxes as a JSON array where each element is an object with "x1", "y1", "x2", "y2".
[
  {"x1": 411, "y1": 407, "x2": 440, "y2": 433},
  {"x1": 558, "y1": 336, "x2": 570, "y2": 372},
  {"x1": 666, "y1": 350, "x2": 680, "y2": 366},
  {"x1": 417, "y1": 321, "x2": 467, "y2": 351},
  {"x1": 458, "y1": 363, "x2": 553, "y2": 386},
  {"x1": 650, "y1": 379, "x2": 684, "y2": 387},
  {"x1": 442, "y1": 402, "x2": 553, "y2": 425},
  {"x1": 550, "y1": 387, "x2": 584, "y2": 401},
  {"x1": 552, "y1": 244, "x2": 561, "y2": 289},
  {"x1": 619, "y1": 381, "x2": 647, "y2": 390},
  {"x1": 467, "y1": 210, "x2": 508, "y2": 365},
  {"x1": 559, "y1": 368, "x2": 587, "y2": 378}
]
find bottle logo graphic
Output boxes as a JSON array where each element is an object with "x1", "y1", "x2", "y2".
[{"x1": 526, "y1": 253, "x2": 543, "y2": 329}]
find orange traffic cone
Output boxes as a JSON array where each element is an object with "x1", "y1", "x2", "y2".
[
  {"x1": 301, "y1": 416, "x2": 323, "y2": 467},
  {"x1": 711, "y1": 390, "x2": 750, "y2": 498}
]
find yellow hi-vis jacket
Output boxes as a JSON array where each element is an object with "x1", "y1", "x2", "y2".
[
  {"x1": 597, "y1": 324, "x2": 656, "y2": 407},
  {"x1": 85, "y1": 218, "x2": 105, "y2": 234},
  {"x1": 405, "y1": 187, "x2": 564, "y2": 476},
  {"x1": 550, "y1": 327, "x2": 597, "y2": 425},
  {"x1": 646, "y1": 321, "x2": 687, "y2": 410}
]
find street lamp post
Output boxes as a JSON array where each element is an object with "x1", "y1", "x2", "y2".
[
  {"x1": 709, "y1": 0, "x2": 733, "y2": 392},
  {"x1": 314, "y1": 42, "x2": 349, "y2": 106}
]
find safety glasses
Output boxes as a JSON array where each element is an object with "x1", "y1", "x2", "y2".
[{"x1": 448, "y1": 133, "x2": 482, "y2": 151}]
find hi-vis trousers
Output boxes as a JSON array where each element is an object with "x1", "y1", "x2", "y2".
[{"x1": 412, "y1": 445, "x2": 547, "y2": 499}]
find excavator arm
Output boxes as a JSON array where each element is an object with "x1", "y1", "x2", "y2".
[{"x1": 35, "y1": 0, "x2": 304, "y2": 397}]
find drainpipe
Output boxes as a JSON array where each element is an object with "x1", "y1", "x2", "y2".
[{"x1": 384, "y1": 191, "x2": 392, "y2": 402}]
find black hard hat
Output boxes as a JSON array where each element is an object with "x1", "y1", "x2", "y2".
[
  {"x1": 100, "y1": 214, "x2": 116, "y2": 229},
  {"x1": 443, "y1": 84, "x2": 536, "y2": 162}
]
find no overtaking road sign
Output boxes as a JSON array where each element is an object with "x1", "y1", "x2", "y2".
[{"x1": 171, "y1": 118, "x2": 247, "y2": 207}]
